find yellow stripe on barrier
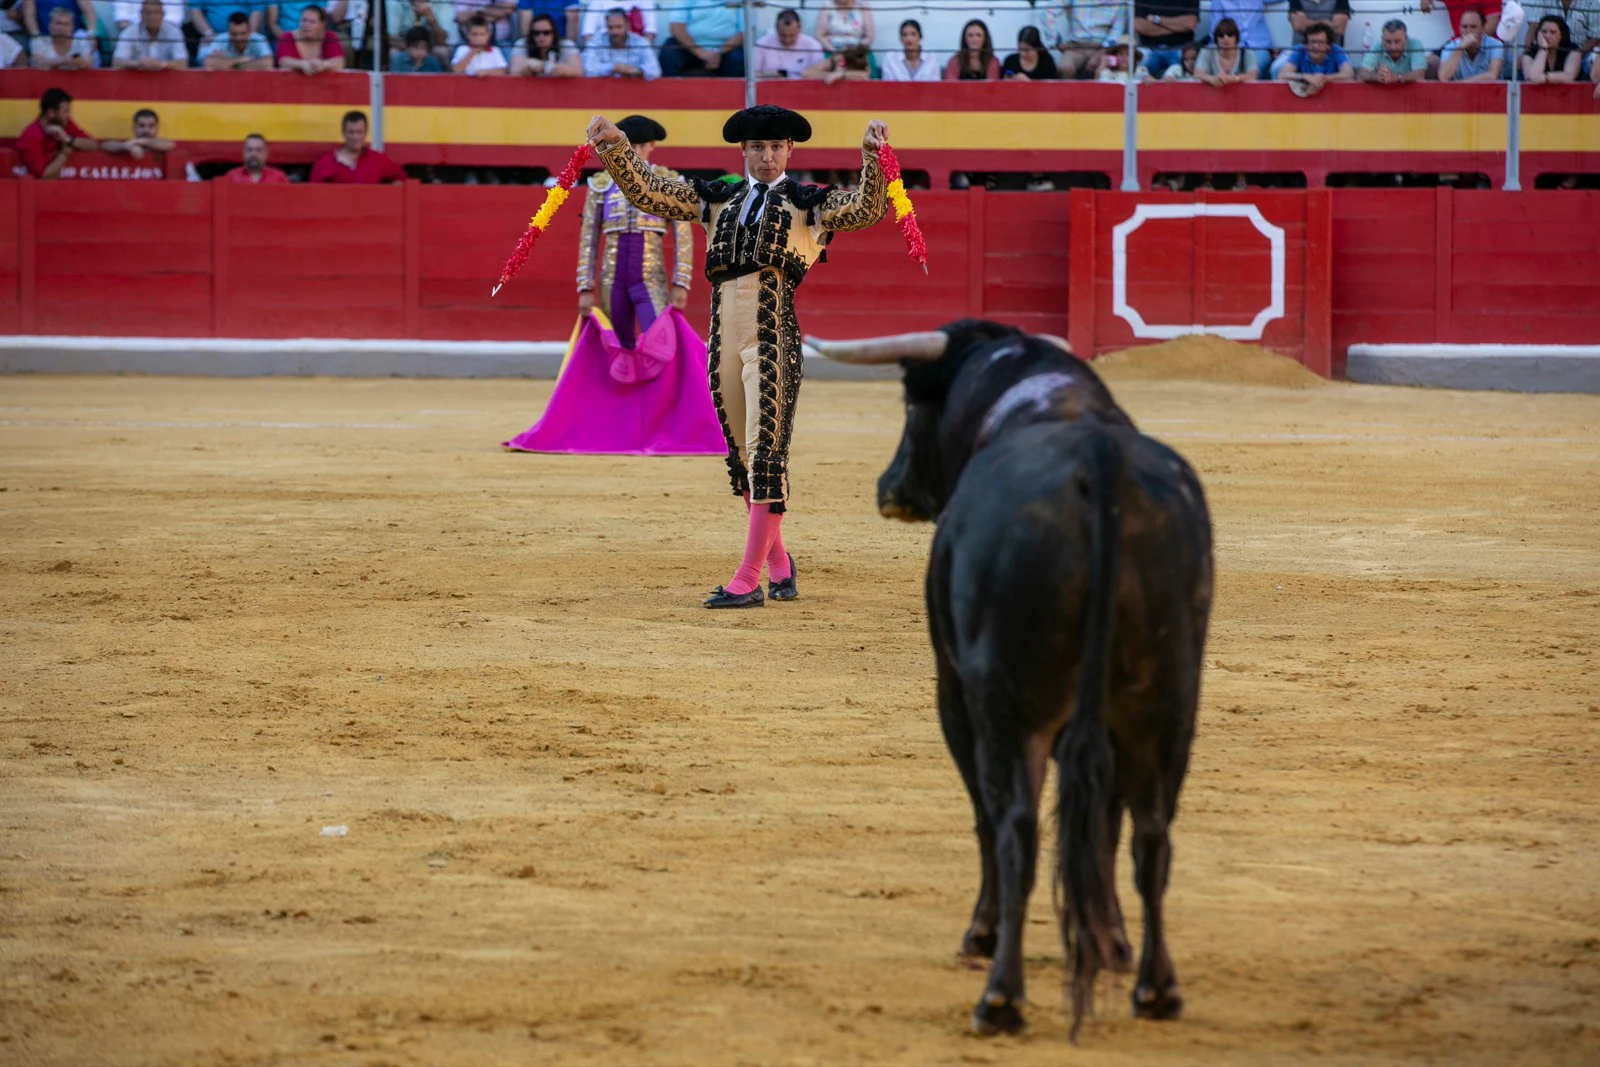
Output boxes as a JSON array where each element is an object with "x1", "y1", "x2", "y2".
[{"x1": 4, "y1": 97, "x2": 1595, "y2": 156}]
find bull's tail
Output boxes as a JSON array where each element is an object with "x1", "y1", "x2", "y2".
[{"x1": 1055, "y1": 427, "x2": 1123, "y2": 1042}]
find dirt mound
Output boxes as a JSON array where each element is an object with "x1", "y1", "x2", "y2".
[{"x1": 1094, "y1": 334, "x2": 1328, "y2": 388}]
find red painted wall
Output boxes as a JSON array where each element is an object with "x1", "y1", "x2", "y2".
[{"x1": 8, "y1": 181, "x2": 1600, "y2": 376}]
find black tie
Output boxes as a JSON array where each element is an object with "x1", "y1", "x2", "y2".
[{"x1": 745, "y1": 182, "x2": 768, "y2": 227}]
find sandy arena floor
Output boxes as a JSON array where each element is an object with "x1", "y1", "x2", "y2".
[{"x1": 1, "y1": 359, "x2": 1598, "y2": 1066}]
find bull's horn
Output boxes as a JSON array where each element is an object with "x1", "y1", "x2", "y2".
[
  {"x1": 1039, "y1": 333, "x2": 1075, "y2": 356},
  {"x1": 803, "y1": 331, "x2": 948, "y2": 364}
]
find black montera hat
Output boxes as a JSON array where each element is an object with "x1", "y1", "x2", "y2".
[
  {"x1": 617, "y1": 115, "x2": 667, "y2": 144},
  {"x1": 722, "y1": 104, "x2": 811, "y2": 144}
]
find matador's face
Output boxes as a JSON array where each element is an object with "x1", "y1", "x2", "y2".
[{"x1": 742, "y1": 139, "x2": 793, "y2": 184}]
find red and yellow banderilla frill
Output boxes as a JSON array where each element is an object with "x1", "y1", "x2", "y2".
[
  {"x1": 877, "y1": 143, "x2": 927, "y2": 274},
  {"x1": 491, "y1": 143, "x2": 594, "y2": 297}
]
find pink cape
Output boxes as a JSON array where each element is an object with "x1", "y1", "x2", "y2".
[{"x1": 501, "y1": 308, "x2": 727, "y2": 456}]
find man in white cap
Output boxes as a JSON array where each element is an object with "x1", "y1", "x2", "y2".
[{"x1": 585, "y1": 105, "x2": 889, "y2": 607}]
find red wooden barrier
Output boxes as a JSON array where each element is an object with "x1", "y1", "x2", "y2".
[
  {"x1": 1067, "y1": 190, "x2": 1334, "y2": 376},
  {"x1": 8, "y1": 181, "x2": 1600, "y2": 378}
]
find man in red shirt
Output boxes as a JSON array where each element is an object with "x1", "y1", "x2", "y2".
[
  {"x1": 223, "y1": 133, "x2": 291, "y2": 184},
  {"x1": 308, "y1": 111, "x2": 407, "y2": 184},
  {"x1": 15, "y1": 87, "x2": 98, "y2": 180}
]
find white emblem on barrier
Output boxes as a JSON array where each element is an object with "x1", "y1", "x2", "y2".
[{"x1": 1111, "y1": 203, "x2": 1285, "y2": 341}]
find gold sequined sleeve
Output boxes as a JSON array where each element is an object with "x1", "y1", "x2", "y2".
[
  {"x1": 575, "y1": 182, "x2": 602, "y2": 293},
  {"x1": 595, "y1": 139, "x2": 702, "y2": 223},
  {"x1": 818, "y1": 147, "x2": 887, "y2": 233},
  {"x1": 670, "y1": 218, "x2": 694, "y2": 291}
]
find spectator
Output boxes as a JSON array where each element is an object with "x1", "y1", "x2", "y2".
[
  {"x1": 1096, "y1": 33, "x2": 1149, "y2": 80},
  {"x1": 1003, "y1": 25, "x2": 1059, "y2": 78},
  {"x1": 1421, "y1": 0, "x2": 1500, "y2": 40},
  {"x1": 573, "y1": 0, "x2": 651, "y2": 42},
  {"x1": 1039, "y1": 0, "x2": 1127, "y2": 80},
  {"x1": 189, "y1": 0, "x2": 261, "y2": 48},
  {"x1": 945, "y1": 18, "x2": 1000, "y2": 79},
  {"x1": 1161, "y1": 40, "x2": 1201, "y2": 78},
  {"x1": 511, "y1": 11, "x2": 578, "y2": 72},
  {"x1": 266, "y1": 0, "x2": 345, "y2": 38},
  {"x1": 30, "y1": 6, "x2": 97, "y2": 66},
  {"x1": 1134, "y1": 0, "x2": 1199, "y2": 79},
  {"x1": 451, "y1": 11, "x2": 507, "y2": 71},
  {"x1": 113, "y1": 0, "x2": 182, "y2": 32},
  {"x1": 200, "y1": 9, "x2": 273, "y2": 65},
  {"x1": 1277, "y1": 20, "x2": 1353, "y2": 93},
  {"x1": 223, "y1": 132, "x2": 290, "y2": 182},
  {"x1": 113, "y1": 0, "x2": 187, "y2": 67},
  {"x1": 276, "y1": 4, "x2": 344, "y2": 70},
  {"x1": 1196, "y1": 17, "x2": 1259, "y2": 84},
  {"x1": 309, "y1": 110, "x2": 406, "y2": 182},
  {"x1": 803, "y1": 41, "x2": 868, "y2": 81},
  {"x1": 1, "y1": 30, "x2": 22, "y2": 67},
  {"x1": 582, "y1": 6, "x2": 656, "y2": 76},
  {"x1": 658, "y1": 0, "x2": 744, "y2": 77},
  {"x1": 1522, "y1": 14, "x2": 1581, "y2": 79},
  {"x1": 1206, "y1": 0, "x2": 1271, "y2": 65},
  {"x1": 1358, "y1": 18, "x2": 1424, "y2": 81},
  {"x1": 392, "y1": 22, "x2": 443, "y2": 66},
  {"x1": 21, "y1": 0, "x2": 98, "y2": 39},
  {"x1": 102, "y1": 107, "x2": 177, "y2": 159},
  {"x1": 1522, "y1": 0, "x2": 1596, "y2": 55},
  {"x1": 752, "y1": 7, "x2": 822, "y2": 79},
  {"x1": 1439, "y1": 8, "x2": 1505, "y2": 79},
  {"x1": 879, "y1": 17, "x2": 939, "y2": 81},
  {"x1": 455, "y1": 0, "x2": 512, "y2": 44},
  {"x1": 385, "y1": 0, "x2": 452, "y2": 66},
  {"x1": 16, "y1": 88, "x2": 98, "y2": 180},
  {"x1": 1287, "y1": 0, "x2": 1349, "y2": 44},
  {"x1": 813, "y1": 0, "x2": 870, "y2": 55}
]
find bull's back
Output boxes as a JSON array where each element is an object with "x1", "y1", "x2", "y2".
[{"x1": 928, "y1": 421, "x2": 1212, "y2": 731}]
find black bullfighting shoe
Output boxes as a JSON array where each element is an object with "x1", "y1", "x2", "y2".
[
  {"x1": 704, "y1": 585, "x2": 765, "y2": 609},
  {"x1": 768, "y1": 555, "x2": 798, "y2": 601}
]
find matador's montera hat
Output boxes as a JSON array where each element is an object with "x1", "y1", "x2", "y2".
[
  {"x1": 616, "y1": 115, "x2": 668, "y2": 144},
  {"x1": 722, "y1": 104, "x2": 812, "y2": 144}
]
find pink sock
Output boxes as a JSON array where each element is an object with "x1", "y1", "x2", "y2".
[
  {"x1": 724, "y1": 507, "x2": 783, "y2": 595},
  {"x1": 766, "y1": 517, "x2": 791, "y2": 581}
]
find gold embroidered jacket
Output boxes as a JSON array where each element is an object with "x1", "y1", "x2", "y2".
[
  {"x1": 575, "y1": 168, "x2": 696, "y2": 297},
  {"x1": 593, "y1": 139, "x2": 887, "y2": 288}
]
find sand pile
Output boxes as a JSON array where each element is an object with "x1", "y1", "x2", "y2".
[{"x1": 1093, "y1": 334, "x2": 1328, "y2": 388}]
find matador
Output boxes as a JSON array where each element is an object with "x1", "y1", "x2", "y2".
[
  {"x1": 575, "y1": 114, "x2": 694, "y2": 348},
  {"x1": 585, "y1": 105, "x2": 889, "y2": 608}
]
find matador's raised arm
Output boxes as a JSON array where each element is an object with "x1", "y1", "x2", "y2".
[
  {"x1": 594, "y1": 138, "x2": 703, "y2": 224},
  {"x1": 818, "y1": 147, "x2": 888, "y2": 233}
]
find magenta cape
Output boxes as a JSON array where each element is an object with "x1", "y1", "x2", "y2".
[{"x1": 501, "y1": 308, "x2": 726, "y2": 456}]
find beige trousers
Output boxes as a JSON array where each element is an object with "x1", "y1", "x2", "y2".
[{"x1": 709, "y1": 269, "x2": 797, "y2": 505}]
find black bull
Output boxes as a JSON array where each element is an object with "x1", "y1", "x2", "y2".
[{"x1": 809, "y1": 319, "x2": 1214, "y2": 1039}]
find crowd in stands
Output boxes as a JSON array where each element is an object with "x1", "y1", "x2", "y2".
[{"x1": 3, "y1": 0, "x2": 1597, "y2": 87}]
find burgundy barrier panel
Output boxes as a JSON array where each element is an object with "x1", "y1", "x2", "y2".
[
  {"x1": 9, "y1": 181, "x2": 1600, "y2": 376},
  {"x1": 1068, "y1": 190, "x2": 1333, "y2": 375},
  {"x1": 1331, "y1": 189, "x2": 1600, "y2": 361}
]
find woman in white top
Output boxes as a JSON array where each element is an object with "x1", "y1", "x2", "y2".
[
  {"x1": 879, "y1": 17, "x2": 940, "y2": 81},
  {"x1": 511, "y1": 12, "x2": 580, "y2": 75},
  {"x1": 814, "y1": 0, "x2": 871, "y2": 54}
]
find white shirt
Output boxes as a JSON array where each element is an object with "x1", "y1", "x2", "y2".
[
  {"x1": 578, "y1": 0, "x2": 656, "y2": 40},
  {"x1": 114, "y1": 0, "x2": 186, "y2": 25},
  {"x1": 452, "y1": 42, "x2": 508, "y2": 74},
  {"x1": 1, "y1": 32, "x2": 23, "y2": 67},
  {"x1": 741, "y1": 170, "x2": 826, "y2": 243},
  {"x1": 880, "y1": 51, "x2": 942, "y2": 81}
]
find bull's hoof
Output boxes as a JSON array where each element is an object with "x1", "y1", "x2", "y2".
[
  {"x1": 972, "y1": 993, "x2": 1025, "y2": 1036},
  {"x1": 960, "y1": 927, "x2": 997, "y2": 959},
  {"x1": 1131, "y1": 982, "x2": 1183, "y2": 1021}
]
